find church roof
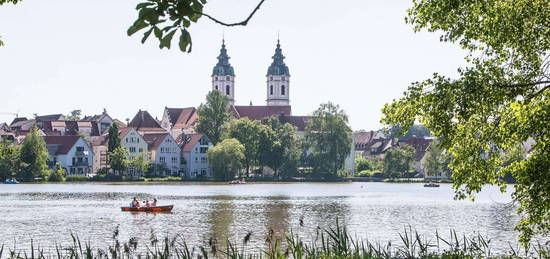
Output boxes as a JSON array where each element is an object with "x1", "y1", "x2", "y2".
[
  {"x1": 267, "y1": 40, "x2": 290, "y2": 76},
  {"x1": 232, "y1": 105, "x2": 291, "y2": 121},
  {"x1": 212, "y1": 41, "x2": 235, "y2": 76}
]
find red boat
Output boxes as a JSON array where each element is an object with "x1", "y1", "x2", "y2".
[{"x1": 121, "y1": 205, "x2": 174, "y2": 212}]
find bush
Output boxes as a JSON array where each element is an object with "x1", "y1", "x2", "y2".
[
  {"x1": 65, "y1": 175, "x2": 89, "y2": 182},
  {"x1": 48, "y1": 163, "x2": 66, "y2": 182}
]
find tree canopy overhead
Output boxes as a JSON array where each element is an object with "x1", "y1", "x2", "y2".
[{"x1": 382, "y1": 0, "x2": 549, "y2": 245}]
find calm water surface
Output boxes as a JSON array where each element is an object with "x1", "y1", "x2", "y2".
[{"x1": 0, "y1": 182, "x2": 522, "y2": 254}]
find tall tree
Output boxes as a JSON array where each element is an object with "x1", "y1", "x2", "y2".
[
  {"x1": 422, "y1": 139, "x2": 447, "y2": 178},
  {"x1": 109, "y1": 146, "x2": 128, "y2": 175},
  {"x1": 128, "y1": 152, "x2": 150, "y2": 176},
  {"x1": 19, "y1": 126, "x2": 50, "y2": 181},
  {"x1": 305, "y1": 103, "x2": 352, "y2": 176},
  {"x1": 196, "y1": 91, "x2": 232, "y2": 145},
  {"x1": 261, "y1": 116, "x2": 302, "y2": 179},
  {"x1": 107, "y1": 123, "x2": 121, "y2": 153},
  {"x1": 381, "y1": 0, "x2": 549, "y2": 245},
  {"x1": 227, "y1": 118, "x2": 262, "y2": 176},
  {"x1": 66, "y1": 109, "x2": 82, "y2": 121},
  {"x1": 207, "y1": 138, "x2": 245, "y2": 181},
  {"x1": 383, "y1": 145, "x2": 416, "y2": 178},
  {"x1": 0, "y1": 138, "x2": 21, "y2": 179}
]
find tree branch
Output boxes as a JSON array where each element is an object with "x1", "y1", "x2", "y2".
[
  {"x1": 497, "y1": 80, "x2": 550, "y2": 88},
  {"x1": 195, "y1": 0, "x2": 266, "y2": 27}
]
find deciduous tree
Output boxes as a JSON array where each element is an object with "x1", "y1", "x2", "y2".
[
  {"x1": 227, "y1": 118, "x2": 262, "y2": 176},
  {"x1": 19, "y1": 126, "x2": 50, "y2": 181},
  {"x1": 208, "y1": 138, "x2": 244, "y2": 181},
  {"x1": 107, "y1": 124, "x2": 121, "y2": 153},
  {"x1": 196, "y1": 91, "x2": 232, "y2": 145},
  {"x1": 109, "y1": 146, "x2": 129, "y2": 175},
  {"x1": 305, "y1": 102, "x2": 352, "y2": 177},
  {"x1": 381, "y1": 0, "x2": 549, "y2": 245},
  {"x1": 383, "y1": 145, "x2": 416, "y2": 178}
]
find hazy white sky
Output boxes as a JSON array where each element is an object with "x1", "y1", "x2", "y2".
[{"x1": 0, "y1": 0, "x2": 466, "y2": 130}]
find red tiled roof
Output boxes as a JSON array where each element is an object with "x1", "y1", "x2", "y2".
[
  {"x1": 41, "y1": 120, "x2": 101, "y2": 136},
  {"x1": 142, "y1": 133, "x2": 169, "y2": 150},
  {"x1": 279, "y1": 115, "x2": 311, "y2": 131},
  {"x1": 44, "y1": 136, "x2": 82, "y2": 155},
  {"x1": 118, "y1": 127, "x2": 134, "y2": 138},
  {"x1": 181, "y1": 133, "x2": 204, "y2": 152},
  {"x1": 166, "y1": 107, "x2": 198, "y2": 129},
  {"x1": 354, "y1": 131, "x2": 385, "y2": 146},
  {"x1": 10, "y1": 117, "x2": 28, "y2": 126},
  {"x1": 129, "y1": 110, "x2": 163, "y2": 130},
  {"x1": 233, "y1": 105, "x2": 291, "y2": 120},
  {"x1": 90, "y1": 135, "x2": 109, "y2": 146}
]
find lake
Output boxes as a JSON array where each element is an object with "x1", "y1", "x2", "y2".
[{"x1": 0, "y1": 182, "x2": 524, "y2": 255}]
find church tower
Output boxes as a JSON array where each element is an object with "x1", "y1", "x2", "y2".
[
  {"x1": 212, "y1": 40, "x2": 235, "y2": 105},
  {"x1": 266, "y1": 40, "x2": 290, "y2": 106}
]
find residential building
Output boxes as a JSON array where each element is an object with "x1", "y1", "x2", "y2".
[
  {"x1": 180, "y1": 133, "x2": 212, "y2": 179},
  {"x1": 44, "y1": 136, "x2": 94, "y2": 177},
  {"x1": 90, "y1": 135, "x2": 108, "y2": 174},
  {"x1": 143, "y1": 133, "x2": 181, "y2": 176},
  {"x1": 83, "y1": 110, "x2": 115, "y2": 134},
  {"x1": 41, "y1": 120, "x2": 101, "y2": 137},
  {"x1": 128, "y1": 110, "x2": 166, "y2": 134},
  {"x1": 160, "y1": 107, "x2": 199, "y2": 138},
  {"x1": 120, "y1": 127, "x2": 148, "y2": 159}
]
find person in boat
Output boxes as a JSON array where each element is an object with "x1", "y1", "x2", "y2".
[
  {"x1": 151, "y1": 198, "x2": 157, "y2": 207},
  {"x1": 130, "y1": 197, "x2": 140, "y2": 208},
  {"x1": 145, "y1": 200, "x2": 150, "y2": 207}
]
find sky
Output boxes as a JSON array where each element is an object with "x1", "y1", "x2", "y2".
[{"x1": 0, "y1": 0, "x2": 467, "y2": 131}]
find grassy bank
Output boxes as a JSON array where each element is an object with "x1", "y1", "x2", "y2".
[{"x1": 1, "y1": 221, "x2": 547, "y2": 259}]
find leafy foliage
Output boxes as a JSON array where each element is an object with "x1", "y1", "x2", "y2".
[
  {"x1": 422, "y1": 139, "x2": 449, "y2": 178},
  {"x1": 19, "y1": 126, "x2": 50, "y2": 181},
  {"x1": 109, "y1": 146, "x2": 129, "y2": 174},
  {"x1": 305, "y1": 102, "x2": 352, "y2": 176},
  {"x1": 196, "y1": 90, "x2": 232, "y2": 145},
  {"x1": 207, "y1": 138, "x2": 244, "y2": 181},
  {"x1": 383, "y1": 145, "x2": 416, "y2": 178},
  {"x1": 48, "y1": 162, "x2": 66, "y2": 182},
  {"x1": 382, "y1": 0, "x2": 550, "y2": 245},
  {"x1": 107, "y1": 123, "x2": 121, "y2": 153},
  {"x1": 356, "y1": 157, "x2": 383, "y2": 174},
  {"x1": 387, "y1": 124, "x2": 431, "y2": 141},
  {"x1": 261, "y1": 116, "x2": 303, "y2": 179},
  {"x1": 65, "y1": 109, "x2": 82, "y2": 121},
  {"x1": 0, "y1": 137, "x2": 22, "y2": 179},
  {"x1": 227, "y1": 118, "x2": 263, "y2": 176},
  {"x1": 128, "y1": 152, "x2": 150, "y2": 176}
]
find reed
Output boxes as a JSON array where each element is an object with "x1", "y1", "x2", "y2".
[{"x1": 1, "y1": 221, "x2": 548, "y2": 259}]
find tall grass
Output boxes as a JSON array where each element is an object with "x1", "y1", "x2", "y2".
[{"x1": 1, "y1": 221, "x2": 548, "y2": 259}]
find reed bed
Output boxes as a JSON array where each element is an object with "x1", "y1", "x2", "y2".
[{"x1": 1, "y1": 220, "x2": 548, "y2": 259}]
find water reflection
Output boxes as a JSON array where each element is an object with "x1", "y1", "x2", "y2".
[
  {"x1": 207, "y1": 195, "x2": 235, "y2": 242},
  {"x1": 263, "y1": 196, "x2": 291, "y2": 242}
]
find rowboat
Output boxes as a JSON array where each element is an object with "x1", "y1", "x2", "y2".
[{"x1": 121, "y1": 205, "x2": 173, "y2": 212}]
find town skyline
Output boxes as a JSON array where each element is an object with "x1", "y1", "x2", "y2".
[{"x1": 0, "y1": 0, "x2": 467, "y2": 130}]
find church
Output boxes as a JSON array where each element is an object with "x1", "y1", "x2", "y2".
[{"x1": 210, "y1": 39, "x2": 309, "y2": 133}]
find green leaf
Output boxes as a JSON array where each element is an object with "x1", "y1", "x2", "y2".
[
  {"x1": 127, "y1": 20, "x2": 148, "y2": 36},
  {"x1": 141, "y1": 28, "x2": 154, "y2": 44},
  {"x1": 153, "y1": 26, "x2": 163, "y2": 39},
  {"x1": 179, "y1": 29, "x2": 191, "y2": 52},
  {"x1": 160, "y1": 29, "x2": 176, "y2": 49},
  {"x1": 135, "y1": 2, "x2": 155, "y2": 10}
]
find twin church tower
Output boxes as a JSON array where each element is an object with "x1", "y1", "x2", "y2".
[{"x1": 211, "y1": 40, "x2": 291, "y2": 106}]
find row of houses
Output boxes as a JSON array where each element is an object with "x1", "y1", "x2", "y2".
[{"x1": 353, "y1": 130, "x2": 447, "y2": 179}]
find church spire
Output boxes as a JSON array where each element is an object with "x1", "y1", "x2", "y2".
[
  {"x1": 212, "y1": 39, "x2": 236, "y2": 105},
  {"x1": 212, "y1": 40, "x2": 235, "y2": 76},
  {"x1": 267, "y1": 40, "x2": 290, "y2": 76}
]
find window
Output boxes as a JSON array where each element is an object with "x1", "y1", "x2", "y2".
[
  {"x1": 195, "y1": 157, "x2": 198, "y2": 163},
  {"x1": 270, "y1": 76, "x2": 273, "y2": 81},
  {"x1": 199, "y1": 137, "x2": 209, "y2": 145},
  {"x1": 226, "y1": 85, "x2": 230, "y2": 95},
  {"x1": 215, "y1": 76, "x2": 218, "y2": 81},
  {"x1": 129, "y1": 147, "x2": 136, "y2": 153},
  {"x1": 126, "y1": 138, "x2": 128, "y2": 143},
  {"x1": 215, "y1": 85, "x2": 218, "y2": 90},
  {"x1": 139, "y1": 148, "x2": 143, "y2": 153},
  {"x1": 201, "y1": 157, "x2": 207, "y2": 163},
  {"x1": 172, "y1": 157, "x2": 178, "y2": 164},
  {"x1": 137, "y1": 138, "x2": 140, "y2": 143},
  {"x1": 270, "y1": 85, "x2": 273, "y2": 95},
  {"x1": 282, "y1": 76, "x2": 286, "y2": 81},
  {"x1": 200, "y1": 147, "x2": 208, "y2": 153},
  {"x1": 160, "y1": 156, "x2": 166, "y2": 163},
  {"x1": 281, "y1": 85, "x2": 285, "y2": 95},
  {"x1": 76, "y1": 146, "x2": 84, "y2": 152}
]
